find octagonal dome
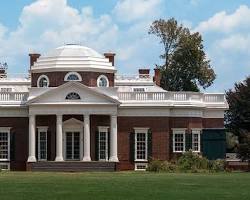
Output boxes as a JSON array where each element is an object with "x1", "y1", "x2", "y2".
[{"x1": 31, "y1": 44, "x2": 116, "y2": 73}]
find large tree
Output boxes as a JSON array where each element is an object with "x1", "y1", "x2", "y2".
[
  {"x1": 149, "y1": 18, "x2": 216, "y2": 91},
  {"x1": 226, "y1": 76, "x2": 250, "y2": 161}
]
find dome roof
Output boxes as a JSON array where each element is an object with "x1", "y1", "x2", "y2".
[
  {"x1": 44, "y1": 44, "x2": 103, "y2": 58},
  {"x1": 31, "y1": 44, "x2": 116, "y2": 73}
]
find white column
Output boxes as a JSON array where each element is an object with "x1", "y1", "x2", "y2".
[
  {"x1": 109, "y1": 115, "x2": 119, "y2": 162},
  {"x1": 55, "y1": 114, "x2": 64, "y2": 161},
  {"x1": 27, "y1": 115, "x2": 36, "y2": 162},
  {"x1": 83, "y1": 114, "x2": 91, "y2": 161}
]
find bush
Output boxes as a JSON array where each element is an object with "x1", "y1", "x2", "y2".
[
  {"x1": 147, "y1": 151, "x2": 226, "y2": 173},
  {"x1": 209, "y1": 159, "x2": 226, "y2": 172},
  {"x1": 147, "y1": 159, "x2": 166, "y2": 172},
  {"x1": 177, "y1": 150, "x2": 209, "y2": 172}
]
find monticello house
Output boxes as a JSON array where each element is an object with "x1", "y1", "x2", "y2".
[{"x1": 0, "y1": 44, "x2": 228, "y2": 171}]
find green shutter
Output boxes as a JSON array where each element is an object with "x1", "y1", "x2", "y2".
[
  {"x1": 95, "y1": 131, "x2": 99, "y2": 161},
  {"x1": 129, "y1": 132, "x2": 135, "y2": 162},
  {"x1": 10, "y1": 132, "x2": 15, "y2": 161},
  {"x1": 170, "y1": 132, "x2": 173, "y2": 153},
  {"x1": 108, "y1": 130, "x2": 110, "y2": 160},
  {"x1": 147, "y1": 129, "x2": 152, "y2": 160},
  {"x1": 185, "y1": 131, "x2": 192, "y2": 152}
]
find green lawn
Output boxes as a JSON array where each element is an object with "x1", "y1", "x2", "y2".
[{"x1": 0, "y1": 172, "x2": 250, "y2": 200}]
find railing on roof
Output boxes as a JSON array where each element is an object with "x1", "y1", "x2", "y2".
[
  {"x1": 0, "y1": 73, "x2": 30, "y2": 80},
  {"x1": 0, "y1": 92, "x2": 28, "y2": 103},
  {"x1": 118, "y1": 91, "x2": 226, "y2": 103},
  {"x1": 115, "y1": 74, "x2": 153, "y2": 82}
]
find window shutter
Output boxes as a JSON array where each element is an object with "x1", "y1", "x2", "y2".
[
  {"x1": 129, "y1": 132, "x2": 135, "y2": 162},
  {"x1": 95, "y1": 130, "x2": 99, "y2": 161},
  {"x1": 10, "y1": 132, "x2": 15, "y2": 161},
  {"x1": 108, "y1": 130, "x2": 110, "y2": 160},
  {"x1": 185, "y1": 131, "x2": 192, "y2": 152},
  {"x1": 47, "y1": 130, "x2": 51, "y2": 161},
  {"x1": 170, "y1": 132, "x2": 173, "y2": 152},
  {"x1": 147, "y1": 129, "x2": 152, "y2": 160}
]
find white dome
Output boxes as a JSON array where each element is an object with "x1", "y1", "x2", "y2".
[
  {"x1": 44, "y1": 44, "x2": 104, "y2": 58},
  {"x1": 31, "y1": 44, "x2": 116, "y2": 73}
]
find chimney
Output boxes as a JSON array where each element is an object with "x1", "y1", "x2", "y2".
[
  {"x1": 138, "y1": 68, "x2": 150, "y2": 78},
  {"x1": 104, "y1": 53, "x2": 116, "y2": 66},
  {"x1": 29, "y1": 53, "x2": 41, "y2": 68},
  {"x1": 153, "y1": 68, "x2": 161, "y2": 86}
]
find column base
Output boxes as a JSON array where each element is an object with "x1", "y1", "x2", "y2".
[
  {"x1": 109, "y1": 156, "x2": 119, "y2": 162},
  {"x1": 55, "y1": 156, "x2": 64, "y2": 161},
  {"x1": 27, "y1": 156, "x2": 37, "y2": 162},
  {"x1": 82, "y1": 156, "x2": 91, "y2": 161}
]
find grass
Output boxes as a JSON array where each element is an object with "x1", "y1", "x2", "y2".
[{"x1": 0, "y1": 172, "x2": 250, "y2": 200}]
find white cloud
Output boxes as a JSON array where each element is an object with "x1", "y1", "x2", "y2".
[
  {"x1": 217, "y1": 34, "x2": 250, "y2": 53},
  {"x1": 195, "y1": 5, "x2": 250, "y2": 33},
  {"x1": 113, "y1": 0, "x2": 162, "y2": 23},
  {"x1": 0, "y1": 0, "x2": 161, "y2": 74}
]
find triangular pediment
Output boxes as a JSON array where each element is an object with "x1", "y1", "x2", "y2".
[{"x1": 28, "y1": 82, "x2": 120, "y2": 105}]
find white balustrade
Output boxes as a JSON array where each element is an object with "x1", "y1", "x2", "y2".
[
  {"x1": 118, "y1": 91, "x2": 225, "y2": 104},
  {"x1": 0, "y1": 92, "x2": 28, "y2": 102}
]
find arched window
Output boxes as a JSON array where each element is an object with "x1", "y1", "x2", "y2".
[
  {"x1": 97, "y1": 75, "x2": 109, "y2": 87},
  {"x1": 64, "y1": 72, "x2": 82, "y2": 81},
  {"x1": 65, "y1": 92, "x2": 81, "y2": 100},
  {"x1": 37, "y1": 75, "x2": 49, "y2": 88}
]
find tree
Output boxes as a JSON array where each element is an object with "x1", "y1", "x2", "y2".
[
  {"x1": 149, "y1": 18, "x2": 216, "y2": 92},
  {"x1": 226, "y1": 76, "x2": 250, "y2": 162}
]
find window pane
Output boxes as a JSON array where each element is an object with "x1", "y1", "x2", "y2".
[
  {"x1": 39, "y1": 131, "x2": 47, "y2": 160},
  {"x1": 173, "y1": 132, "x2": 184, "y2": 152},
  {"x1": 99, "y1": 131, "x2": 108, "y2": 160},
  {"x1": 136, "y1": 132, "x2": 147, "y2": 160},
  {"x1": 0, "y1": 132, "x2": 9, "y2": 160}
]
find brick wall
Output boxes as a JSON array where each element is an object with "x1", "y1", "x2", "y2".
[{"x1": 31, "y1": 71, "x2": 114, "y2": 87}]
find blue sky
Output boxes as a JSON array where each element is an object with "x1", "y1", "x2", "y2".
[{"x1": 0, "y1": 0, "x2": 249, "y2": 92}]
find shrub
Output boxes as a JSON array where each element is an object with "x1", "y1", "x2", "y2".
[
  {"x1": 209, "y1": 159, "x2": 226, "y2": 172},
  {"x1": 147, "y1": 159, "x2": 166, "y2": 172},
  {"x1": 177, "y1": 150, "x2": 209, "y2": 172}
]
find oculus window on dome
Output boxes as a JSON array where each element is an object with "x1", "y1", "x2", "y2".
[
  {"x1": 64, "y1": 72, "x2": 82, "y2": 82},
  {"x1": 65, "y1": 92, "x2": 81, "y2": 100},
  {"x1": 97, "y1": 75, "x2": 109, "y2": 87},
  {"x1": 37, "y1": 75, "x2": 49, "y2": 88}
]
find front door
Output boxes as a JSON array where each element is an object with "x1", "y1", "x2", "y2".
[{"x1": 65, "y1": 132, "x2": 80, "y2": 160}]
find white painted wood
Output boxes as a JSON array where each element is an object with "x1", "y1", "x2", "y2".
[
  {"x1": 55, "y1": 115, "x2": 64, "y2": 161},
  {"x1": 109, "y1": 115, "x2": 118, "y2": 162},
  {"x1": 82, "y1": 115, "x2": 91, "y2": 161},
  {"x1": 27, "y1": 115, "x2": 36, "y2": 162}
]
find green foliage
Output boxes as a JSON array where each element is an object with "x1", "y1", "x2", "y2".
[
  {"x1": 225, "y1": 76, "x2": 250, "y2": 139},
  {"x1": 238, "y1": 135, "x2": 250, "y2": 161},
  {"x1": 147, "y1": 151, "x2": 226, "y2": 173},
  {"x1": 226, "y1": 132, "x2": 239, "y2": 152},
  {"x1": 226, "y1": 76, "x2": 250, "y2": 160},
  {"x1": 149, "y1": 18, "x2": 216, "y2": 92}
]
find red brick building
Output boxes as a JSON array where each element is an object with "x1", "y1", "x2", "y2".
[{"x1": 0, "y1": 44, "x2": 228, "y2": 171}]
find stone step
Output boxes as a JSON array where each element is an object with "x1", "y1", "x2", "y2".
[{"x1": 28, "y1": 161, "x2": 116, "y2": 172}]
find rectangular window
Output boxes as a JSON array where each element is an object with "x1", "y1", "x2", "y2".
[
  {"x1": 0, "y1": 163, "x2": 10, "y2": 170},
  {"x1": 192, "y1": 130, "x2": 201, "y2": 152},
  {"x1": 135, "y1": 163, "x2": 148, "y2": 171},
  {"x1": 38, "y1": 127, "x2": 48, "y2": 161},
  {"x1": 98, "y1": 127, "x2": 109, "y2": 161},
  {"x1": 173, "y1": 129, "x2": 186, "y2": 153},
  {"x1": 0, "y1": 129, "x2": 10, "y2": 161},
  {"x1": 134, "y1": 128, "x2": 148, "y2": 161}
]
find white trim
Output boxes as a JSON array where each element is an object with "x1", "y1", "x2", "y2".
[
  {"x1": 0, "y1": 162, "x2": 10, "y2": 170},
  {"x1": 134, "y1": 128, "x2": 149, "y2": 162},
  {"x1": 0, "y1": 127, "x2": 11, "y2": 161},
  {"x1": 191, "y1": 129, "x2": 201, "y2": 153},
  {"x1": 98, "y1": 126, "x2": 109, "y2": 161},
  {"x1": 37, "y1": 126, "x2": 48, "y2": 161},
  {"x1": 37, "y1": 75, "x2": 49, "y2": 88},
  {"x1": 63, "y1": 118, "x2": 84, "y2": 161},
  {"x1": 134, "y1": 163, "x2": 148, "y2": 171},
  {"x1": 172, "y1": 129, "x2": 186, "y2": 153},
  {"x1": 97, "y1": 75, "x2": 109, "y2": 87},
  {"x1": 64, "y1": 72, "x2": 82, "y2": 81}
]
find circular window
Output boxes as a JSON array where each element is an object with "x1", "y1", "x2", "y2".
[
  {"x1": 65, "y1": 92, "x2": 81, "y2": 100},
  {"x1": 64, "y1": 72, "x2": 82, "y2": 81},
  {"x1": 97, "y1": 75, "x2": 109, "y2": 87},
  {"x1": 37, "y1": 75, "x2": 49, "y2": 88}
]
